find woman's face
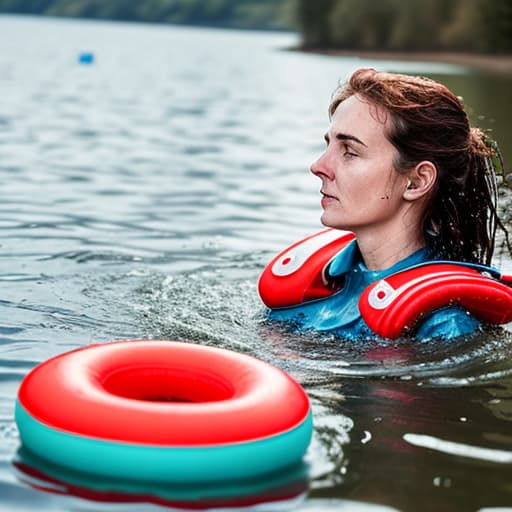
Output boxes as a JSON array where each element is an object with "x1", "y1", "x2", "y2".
[{"x1": 311, "y1": 94, "x2": 407, "y2": 234}]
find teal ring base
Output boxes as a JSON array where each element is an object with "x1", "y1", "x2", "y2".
[{"x1": 15, "y1": 401, "x2": 313, "y2": 483}]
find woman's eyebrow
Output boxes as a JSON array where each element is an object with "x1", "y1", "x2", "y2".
[{"x1": 335, "y1": 133, "x2": 367, "y2": 147}]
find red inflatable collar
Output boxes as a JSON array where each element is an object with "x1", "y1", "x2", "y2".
[
  {"x1": 259, "y1": 229, "x2": 512, "y2": 339},
  {"x1": 360, "y1": 263, "x2": 512, "y2": 338},
  {"x1": 258, "y1": 229, "x2": 355, "y2": 308}
]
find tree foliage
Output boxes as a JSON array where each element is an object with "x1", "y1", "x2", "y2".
[
  {"x1": 298, "y1": 0, "x2": 512, "y2": 54},
  {"x1": 0, "y1": 0, "x2": 296, "y2": 31},
  {"x1": 0, "y1": 0, "x2": 510, "y2": 53},
  {"x1": 479, "y1": 0, "x2": 512, "y2": 53}
]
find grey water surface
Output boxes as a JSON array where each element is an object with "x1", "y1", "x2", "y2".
[{"x1": 1, "y1": 15, "x2": 512, "y2": 512}]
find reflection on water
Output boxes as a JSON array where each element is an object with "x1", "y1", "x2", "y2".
[
  {"x1": 1, "y1": 14, "x2": 512, "y2": 512},
  {"x1": 13, "y1": 448, "x2": 309, "y2": 511}
]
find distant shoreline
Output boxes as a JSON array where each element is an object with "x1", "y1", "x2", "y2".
[
  {"x1": 296, "y1": 48, "x2": 512, "y2": 75},
  {"x1": 2, "y1": 13, "x2": 511, "y2": 74}
]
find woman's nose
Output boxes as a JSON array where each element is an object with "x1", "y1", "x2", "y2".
[{"x1": 310, "y1": 151, "x2": 333, "y2": 179}]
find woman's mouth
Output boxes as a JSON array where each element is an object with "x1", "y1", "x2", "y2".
[{"x1": 321, "y1": 191, "x2": 338, "y2": 207}]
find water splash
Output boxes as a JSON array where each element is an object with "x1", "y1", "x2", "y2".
[{"x1": 133, "y1": 264, "x2": 512, "y2": 388}]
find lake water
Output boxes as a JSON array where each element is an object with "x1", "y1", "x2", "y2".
[{"x1": 1, "y1": 15, "x2": 512, "y2": 512}]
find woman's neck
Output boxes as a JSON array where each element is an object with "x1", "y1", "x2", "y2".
[{"x1": 355, "y1": 225, "x2": 425, "y2": 271}]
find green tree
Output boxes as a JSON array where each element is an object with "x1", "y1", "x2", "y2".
[
  {"x1": 297, "y1": 0, "x2": 335, "y2": 48},
  {"x1": 441, "y1": 0, "x2": 482, "y2": 52},
  {"x1": 479, "y1": 0, "x2": 512, "y2": 53},
  {"x1": 295, "y1": 0, "x2": 511, "y2": 54},
  {"x1": 328, "y1": 0, "x2": 396, "y2": 50},
  {"x1": 0, "y1": 0, "x2": 297, "y2": 30},
  {"x1": 0, "y1": 0, "x2": 53, "y2": 13},
  {"x1": 388, "y1": 0, "x2": 458, "y2": 51}
]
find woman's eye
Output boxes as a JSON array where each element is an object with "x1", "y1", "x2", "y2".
[{"x1": 343, "y1": 145, "x2": 357, "y2": 157}]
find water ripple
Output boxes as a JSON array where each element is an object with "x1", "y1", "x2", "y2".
[{"x1": 133, "y1": 261, "x2": 512, "y2": 389}]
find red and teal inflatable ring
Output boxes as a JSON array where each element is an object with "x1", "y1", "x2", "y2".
[{"x1": 15, "y1": 340, "x2": 313, "y2": 483}]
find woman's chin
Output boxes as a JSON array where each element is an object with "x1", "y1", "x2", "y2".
[{"x1": 320, "y1": 213, "x2": 348, "y2": 231}]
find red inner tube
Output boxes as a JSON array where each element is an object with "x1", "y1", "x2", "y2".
[{"x1": 18, "y1": 340, "x2": 310, "y2": 446}]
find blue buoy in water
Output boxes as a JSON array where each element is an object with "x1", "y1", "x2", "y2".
[{"x1": 78, "y1": 52, "x2": 94, "y2": 65}]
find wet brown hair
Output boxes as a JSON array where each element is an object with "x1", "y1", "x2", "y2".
[{"x1": 329, "y1": 68, "x2": 509, "y2": 265}]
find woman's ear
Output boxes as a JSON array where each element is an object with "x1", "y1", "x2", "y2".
[{"x1": 403, "y1": 161, "x2": 437, "y2": 201}]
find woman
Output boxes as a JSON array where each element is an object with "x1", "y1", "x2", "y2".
[{"x1": 260, "y1": 68, "x2": 511, "y2": 340}]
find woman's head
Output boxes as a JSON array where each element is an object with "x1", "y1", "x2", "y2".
[{"x1": 328, "y1": 68, "x2": 505, "y2": 265}]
